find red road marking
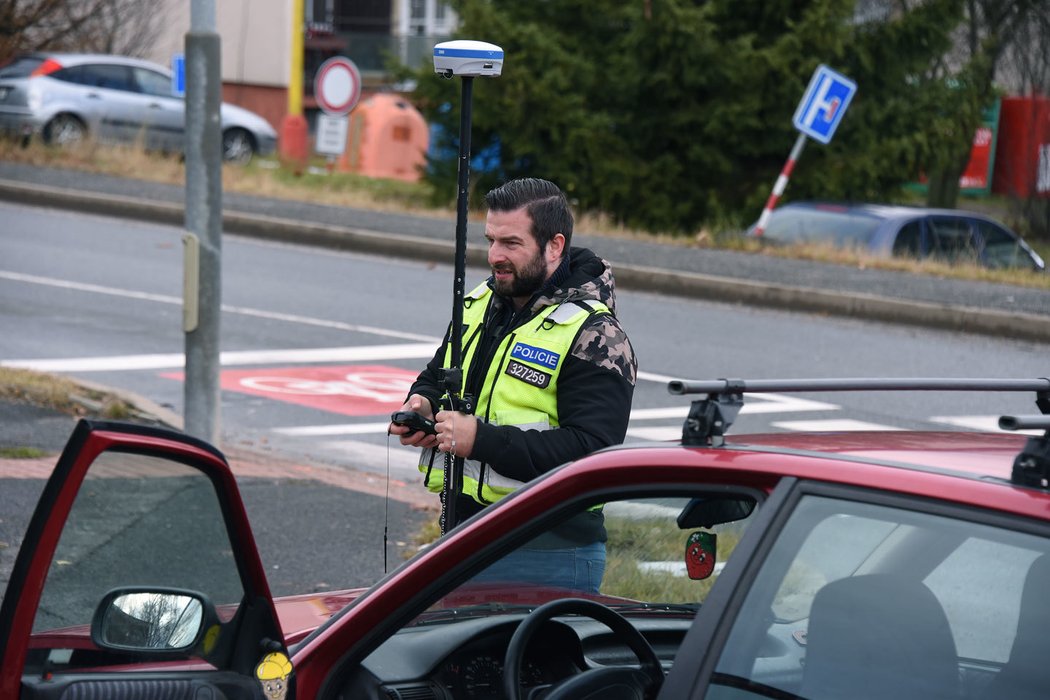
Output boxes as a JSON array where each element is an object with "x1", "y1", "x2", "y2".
[{"x1": 162, "y1": 364, "x2": 418, "y2": 416}]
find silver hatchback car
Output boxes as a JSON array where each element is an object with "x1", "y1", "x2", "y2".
[{"x1": 0, "y1": 52, "x2": 277, "y2": 164}]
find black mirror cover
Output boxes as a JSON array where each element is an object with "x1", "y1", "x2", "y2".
[{"x1": 91, "y1": 587, "x2": 216, "y2": 656}]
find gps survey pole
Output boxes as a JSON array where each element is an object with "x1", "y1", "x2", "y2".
[{"x1": 432, "y1": 40, "x2": 504, "y2": 535}]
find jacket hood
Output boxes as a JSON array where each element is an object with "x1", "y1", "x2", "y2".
[{"x1": 528, "y1": 247, "x2": 618, "y2": 315}]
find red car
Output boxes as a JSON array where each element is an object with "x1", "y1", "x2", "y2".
[{"x1": 2, "y1": 377, "x2": 1049, "y2": 700}]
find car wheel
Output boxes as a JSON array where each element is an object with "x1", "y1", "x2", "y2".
[
  {"x1": 503, "y1": 598, "x2": 664, "y2": 700},
  {"x1": 222, "y1": 128, "x2": 255, "y2": 165},
  {"x1": 43, "y1": 114, "x2": 87, "y2": 147}
]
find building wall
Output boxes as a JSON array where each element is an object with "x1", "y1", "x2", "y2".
[
  {"x1": 139, "y1": 0, "x2": 454, "y2": 134},
  {"x1": 216, "y1": 0, "x2": 290, "y2": 89},
  {"x1": 143, "y1": 0, "x2": 291, "y2": 129}
]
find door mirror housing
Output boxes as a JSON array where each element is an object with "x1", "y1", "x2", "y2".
[{"x1": 91, "y1": 587, "x2": 216, "y2": 654}]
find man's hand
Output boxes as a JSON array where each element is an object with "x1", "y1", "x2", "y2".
[
  {"x1": 390, "y1": 394, "x2": 438, "y2": 448},
  {"x1": 435, "y1": 410, "x2": 477, "y2": 458}
]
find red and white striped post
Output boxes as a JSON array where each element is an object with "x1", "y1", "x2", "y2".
[{"x1": 753, "y1": 132, "x2": 808, "y2": 237}]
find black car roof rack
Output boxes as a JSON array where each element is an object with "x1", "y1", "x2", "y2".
[
  {"x1": 1000, "y1": 415, "x2": 1050, "y2": 489},
  {"x1": 667, "y1": 377, "x2": 1050, "y2": 447}
]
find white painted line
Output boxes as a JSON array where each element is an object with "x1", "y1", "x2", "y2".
[
  {"x1": 637, "y1": 370, "x2": 681, "y2": 384},
  {"x1": 931, "y1": 415, "x2": 1044, "y2": 436},
  {"x1": 317, "y1": 439, "x2": 422, "y2": 479},
  {"x1": 274, "y1": 422, "x2": 394, "y2": 436},
  {"x1": 629, "y1": 395, "x2": 837, "y2": 421},
  {"x1": 0, "y1": 270, "x2": 440, "y2": 342},
  {"x1": 771, "y1": 419, "x2": 902, "y2": 432},
  {"x1": 627, "y1": 427, "x2": 681, "y2": 441},
  {"x1": 637, "y1": 561, "x2": 726, "y2": 577},
  {"x1": 2, "y1": 343, "x2": 438, "y2": 372}
]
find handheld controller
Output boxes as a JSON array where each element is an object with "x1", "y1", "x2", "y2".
[{"x1": 391, "y1": 411, "x2": 437, "y2": 436}]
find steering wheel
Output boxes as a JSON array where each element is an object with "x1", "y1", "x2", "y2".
[{"x1": 503, "y1": 598, "x2": 664, "y2": 700}]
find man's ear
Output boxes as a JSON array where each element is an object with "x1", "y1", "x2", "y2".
[{"x1": 546, "y1": 233, "x2": 566, "y2": 263}]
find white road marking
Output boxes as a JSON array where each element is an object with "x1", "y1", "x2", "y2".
[
  {"x1": 2, "y1": 344, "x2": 439, "y2": 372},
  {"x1": 931, "y1": 415, "x2": 1044, "y2": 436},
  {"x1": 272, "y1": 394, "x2": 841, "y2": 438},
  {"x1": 637, "y1": 561, "x2": 726, "y2": 577},
  {"x1": 771, "y1": 419, "x2": 903, "y2": 432},
  {"x1": 275, "y1": 422, "x2": 395, "y2": 436},
  {"x1": 626, "y1": 427, "x2": 682, "y2": 441},
  {"x1": 316, "y1": 439, "x2": 422, "y2": 480},
  {"x1": 0, "y1": 270, "x2": 440, "y2": 342},
  {"x1": 630, "y1": 397, "x2": 837, "y2": 419}
]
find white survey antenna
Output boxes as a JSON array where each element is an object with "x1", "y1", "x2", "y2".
[{"x1": 433, "y1": 40, "x2": 504, "y2": 78}]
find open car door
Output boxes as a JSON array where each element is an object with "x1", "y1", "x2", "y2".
[{"x1": 0, "y1": 420, "x2": 291, "y2": 700}]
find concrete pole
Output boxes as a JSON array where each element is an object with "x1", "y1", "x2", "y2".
[
  {"x1": 278, "y1": 0, "x2": 309, "y2": 171},
  {"x1": 184, "y1": 0, "x2": 223, "y2": 443}
]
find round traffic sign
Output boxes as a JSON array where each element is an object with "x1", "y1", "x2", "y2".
[{"x1": 314, "y1": 56, "x2": 362, "y2": 116}]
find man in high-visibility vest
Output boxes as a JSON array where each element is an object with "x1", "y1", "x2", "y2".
[{"x1": 390, "y1": 177, "x2": 636, "y2": 593}]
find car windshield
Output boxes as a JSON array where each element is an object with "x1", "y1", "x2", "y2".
[
  {"x1": 974, "y1": 219, "x2": 1036, "y2": 270},
  {"x1": 760, "y1": 206, "x2": 883, "y2": 247},
  {"x1": 0, "y1": 56, "x2": 44, "y2": 78},
  {"x1": 408, "y1": 494, "x2": 757, "y2": 626}
]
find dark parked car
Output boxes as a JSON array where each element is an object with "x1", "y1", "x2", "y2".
[
  {"x1": 2, "y1": 377, "x2": 1050, "y2": 699},
  {"x1": 748, "y1": 202, "x2": 1046, "y2": 272},
  {"x1": 0, "y1": 53, "x2": 276, "y2": 164}
]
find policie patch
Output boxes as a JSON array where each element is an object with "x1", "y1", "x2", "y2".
[{"x1": 505, "y1": 359, "x2": 552, "y2": 389}]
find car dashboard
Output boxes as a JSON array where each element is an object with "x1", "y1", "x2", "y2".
[{"x1": 338, "y1": 614, "x2": 691, "y2": 699}]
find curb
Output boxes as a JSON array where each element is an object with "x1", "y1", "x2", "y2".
[{"x1": 2, "y1": 178, "x2": 1048, "y2": 343}]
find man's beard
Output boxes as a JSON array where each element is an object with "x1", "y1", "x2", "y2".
[{"x1": 493, "y1": 250, "x2": 548, "y2": 299}]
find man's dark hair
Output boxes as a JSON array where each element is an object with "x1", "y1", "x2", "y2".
[{"x1": 484, "y1": 178, "x2": 573, "y2": 253}]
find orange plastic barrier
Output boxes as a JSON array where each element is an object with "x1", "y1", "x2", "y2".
[{"x1": 338, "y1": 93, "x2": 429, "y2": 182}]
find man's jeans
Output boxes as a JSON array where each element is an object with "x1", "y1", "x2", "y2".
[{"x1": 471, "y1": 542, "x2": 606, "y2": 593}]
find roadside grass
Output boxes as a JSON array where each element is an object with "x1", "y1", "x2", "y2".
[
  {"x1": 410, "y1": 510, "x2": 739, "y2": 602},
  {"x1": 0, "y1": 446, "x2": 47, "y2": 459},
  {"x1": 0, "y1": 367, "x2": 134, "y2": 420},
  {"x1": 2, "y1": 138, "x2": 1047, "y2": 290}
]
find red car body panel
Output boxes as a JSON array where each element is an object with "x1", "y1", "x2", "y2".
[
  {"x1": 287, "y1": 431, "x2": 1035, "y2": 696},
  {"x1": 3, "y1": 419, "x2": 1041, "y2": 699},
  {"x1": 0, "y1": 425, "x2": 282, "y2": 699}
]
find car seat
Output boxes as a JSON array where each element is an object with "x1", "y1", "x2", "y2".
[
  {"x1": 800, "y1": 574, "x2": 959, "y2": 700},
  {"x1": 980, "y1": 553, "x2": 1050, "y2": 700}
]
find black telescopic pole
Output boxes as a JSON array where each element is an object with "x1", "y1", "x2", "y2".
[{"x1": 440, "y1": 75, "x2": 475, "y2": 535}]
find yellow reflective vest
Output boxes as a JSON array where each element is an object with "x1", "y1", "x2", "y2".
[{"x1": 419, "y1": 282, "x2": 609, "y2": 505}]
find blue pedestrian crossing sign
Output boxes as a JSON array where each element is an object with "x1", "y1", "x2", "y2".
[
  {"x1": 792, "y1": 64, "x2": 856, "y2": 144},
  {"x1": 172, "y1": 53, "x2": 186, "y2": 98}
]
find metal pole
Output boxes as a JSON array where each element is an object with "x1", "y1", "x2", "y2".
[
  {"x1": 184, "y1": 0, "x2": 223, "y2": 443},
  {"x1": 439, "y1": 75, "x2": 475, "y2": 535},
  {"x1": 753, "y1": 132, "x2": 807, "y2": 237}
]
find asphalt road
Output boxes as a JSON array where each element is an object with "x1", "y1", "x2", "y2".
[
  {"x1": 1, "y1": 158, "x2": 1047, "y2": 604},
  {"x1": 0, "y1": 160, "x2": 1047, "y2": 341}
]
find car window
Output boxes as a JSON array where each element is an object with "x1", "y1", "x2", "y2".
[
  {"x1": 761, "y1": 207, "x2": 882, "y2": 247},
  {"x1": 704, "y1": 494, "x2": 1050, "y2": 700},
  {"x1": 892, "y1": 220, "x2": 924, "y2": 256},
  {"x1": 133, "y1": 67, "x2": 174, "y2": 98},
  {"x1": 55, "y1": 63, "x2": 135, "y2": 92},
  {"x1": 927, "y1": 216, "x2": 978, "y2": 264},
  {"x1": 27, "y1": 450, "x2": 244, "y2": 674},
  {"x1": 412, "y1": 493, "x2": 757, "y2": 618},
  {"x1": 974, "y1": 220, "x2": 1032, "y2": 270},
  {"x1": 0, "y1": 56, "x2": 44, "y2": 78}
]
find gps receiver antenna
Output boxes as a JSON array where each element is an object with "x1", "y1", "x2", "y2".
[{"x1": 432, "y1": 40, "x2": 504, "y2": 535}]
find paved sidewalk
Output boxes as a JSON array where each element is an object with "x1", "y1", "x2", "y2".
[{"x1": 1, "y1": 160, "x2": 1047, "y2": 341}]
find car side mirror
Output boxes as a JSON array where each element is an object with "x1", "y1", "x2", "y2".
[{"x1": 91, "y1": 587, "x2": 216, "y2": 653}]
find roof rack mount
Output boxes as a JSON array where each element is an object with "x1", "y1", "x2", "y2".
[
  {"x1": 669, "y1": 377, "x2": 1050, "y2": 447},
  {"x1": 1000, "y1": 415, "x2": 1050, "y2": 489}
]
